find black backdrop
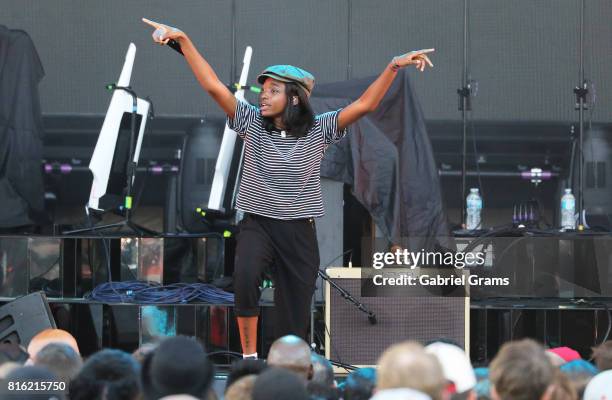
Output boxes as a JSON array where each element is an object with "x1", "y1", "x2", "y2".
[{"x1": 1, "y1": 0, "x2": 611, "y2": 123}]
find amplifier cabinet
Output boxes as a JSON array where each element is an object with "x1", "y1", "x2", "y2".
[{"x1": 324, "y1": 267, "x2": 469, "y2": 369}]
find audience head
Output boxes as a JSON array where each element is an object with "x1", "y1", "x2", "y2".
[
  {"x1": 426, "y1": 341, "x2": 477, "y2": 399},
  {"x1": 310, "y1": 353, "x2": 334, "y2": 387},
  {"x1": 225, "y1": 359, "x2": 267, "y2": 392},
  {"x1": 267, "y1": 335, "x2": 312, "y2": 381},
  {"x1": 582, "y1": 370, "x2": 612, "y2": 400},
  {"x1": 559, "y1": 359, "x2": 599, "y2": 398},
  {"x1": 591, "y1": 340, "x2": 612, "y2": 371},
  {"x1": 225, "y1": 374, "x2": 257, "y2": 400},
  {"x1": 341, "y1": 368, "x2": 376, "y2": 400},
  {"x1": 32, "y1": 342, "x2": 82, "y2": 383},
  {"x1": 141, "y1": 336, "x2": 214, "y2": 400},
  {"x1": 6, "y1": 365, "x2": 65, "y2": 400},
  {"x1": 489, "y1": 339, "x2": 554, "y2": 400},
  {"x1": 252, "y1": 367, "x2": 309, "y2": 400},
  {"x1": 27, "y1": 328, "x2": 80, "y2": 363},
  {"x1": 69, "y1": 349, "x2": 140, "y2": 400},
  {"x1": 376, "y1": 341, "x2": 446, "y2": 400},
  {"x1": 549, "y1": 370, "x2": 577, "y2": 400}
]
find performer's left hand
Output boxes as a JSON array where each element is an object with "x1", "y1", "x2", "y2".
[{"x1": 392, "y1": 49, "x2": 435, "y2": 72}]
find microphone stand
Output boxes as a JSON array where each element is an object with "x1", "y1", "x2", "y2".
[
  {"x1": 317, "y1": 269, "x2": 377, "y2": 325},
  {"x1": 308, "y1": 250, "x2": 377, "y2": 358},
  {"x1": 457, "y1": 0, "x2": 472, "y2": 228},
  {"x1": 309, "y1": 268, "x2": 376, "y2": 371},
  {"x1": 574, "y1": 0, "x2": 588, "y2": 230}
]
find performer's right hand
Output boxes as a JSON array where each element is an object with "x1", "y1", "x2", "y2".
[{"x1": 142, "y1": 18, "x2": 185, "y2": 45}]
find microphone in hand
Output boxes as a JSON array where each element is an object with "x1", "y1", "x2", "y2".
[
  {"x1": 142, "y1": 18, "x2": 184, "y2": 55},
  {"x1": 153, "y1": 28, "x2": 183, "y2": 55}
]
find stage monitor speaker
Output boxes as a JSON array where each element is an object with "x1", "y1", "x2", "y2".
[
  {"x1": 0, "y1": 291, "x2": 56, "y2": 347},
  {"x1": 325, "y1": 268, "x2": 469, "y2": 369}
]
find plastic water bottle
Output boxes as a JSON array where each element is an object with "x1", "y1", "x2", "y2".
[
  {"x1": 560, "y1": 188, "x2": 576, "y2": 230},
  {"x1": 466, "y1": 188, "x2": 482, "y2": 230}
]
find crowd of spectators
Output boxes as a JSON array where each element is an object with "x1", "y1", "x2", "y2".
[{"x1": 0, "y1": 328, "x2": 610, "y2": 399}]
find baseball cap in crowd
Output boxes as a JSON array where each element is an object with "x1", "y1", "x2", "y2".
[
  {"x1": 547, "y1": 346, "x2": 582, "y2": 363},
  {"x1": 473, "y1": 367, "x2": 489, "y2": 381},
  {"x1": 257, "y1": 65, "x2": 315, "y2": 95},
  {"x1": 559, "y1": 359, "x2": 599, "y2": 376},
  {"x1": 425, "y1": 342, "x2": 477, "y2": 393},
  {"x1": 583, "y1": 370, "x2": 612, "y2": 400}
]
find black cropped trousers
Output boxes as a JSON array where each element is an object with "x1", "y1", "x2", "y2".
[{"x1": 233, "y1": 213, "x2": 320, "y2": 339}]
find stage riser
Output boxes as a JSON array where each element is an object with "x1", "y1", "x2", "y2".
[
  {"x1": 0, "y1": 236, "x2": 224, "y2": 298},
  {"x1": 471, "y1": 308, "x2": 612, "y2": 364}
]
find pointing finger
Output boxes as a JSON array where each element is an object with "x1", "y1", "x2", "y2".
[
  {"x1": 142, "y1": 18, "x2": 162, "y2": 29},
  {"x1": 414, "y1": 48, "x2": 435, "y2": 55}
]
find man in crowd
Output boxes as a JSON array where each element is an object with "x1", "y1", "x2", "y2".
[
  {"x1": 489, "y1": 339, "x2": 555, "y2": 400},
  {"x1": 266, "y1": 334, "x2": 313, "y2": 382},
  {"x1": 373, "y1": 341, "x2": 446, "y2": 400}
]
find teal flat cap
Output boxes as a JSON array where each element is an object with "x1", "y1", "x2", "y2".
[{"x1": 257, "y1": 65, "x2": 315, "y2": 95}]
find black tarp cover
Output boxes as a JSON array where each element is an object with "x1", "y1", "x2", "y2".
[
  {"x1": 311, "y1": 69, "x2": 452, "y2": 251},
  {"x1": 0, "y1": 26, "x2": 45, "y2": 227}
]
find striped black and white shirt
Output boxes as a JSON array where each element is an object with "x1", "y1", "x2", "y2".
[{"x1": 227, "y1": 100, "x2": 347, "y2": 220}]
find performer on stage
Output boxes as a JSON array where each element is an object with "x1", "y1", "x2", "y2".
[{"x1": 143, "y1": 18, "x2": 434, "y2": 359}]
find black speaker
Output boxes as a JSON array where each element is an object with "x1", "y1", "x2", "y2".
[
  {"x1": 572, "y1": 127, "x2": 612, "y2": 229},
  {"x1": 179, "y1": 118, "x2": 224, "y2": 232},
  {"x1": 325, "y1": 268, "x2": 469, "y2": 369},
  {"x1": 0, "y1": 291, "x2": 56, "y2": 347}
]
